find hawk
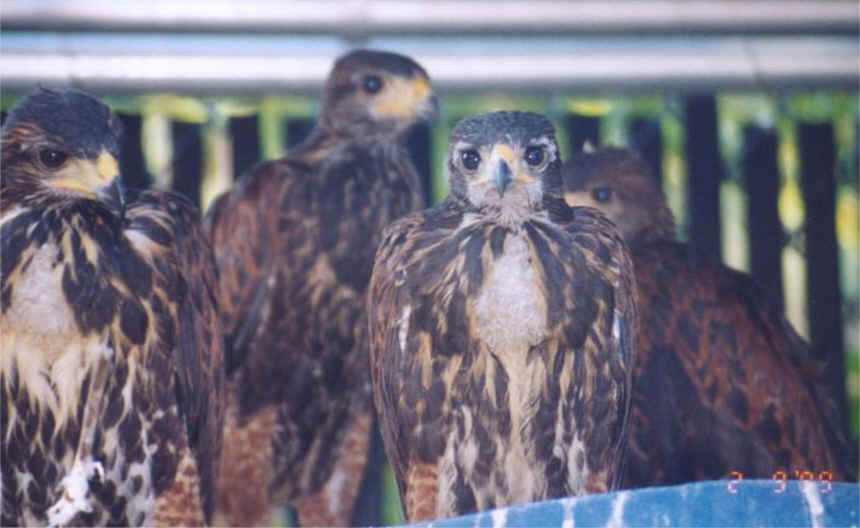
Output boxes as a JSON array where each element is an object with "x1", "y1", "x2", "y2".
[
  {"x1": 205, "y1": 49, "x2": 436, "y2": 526},
  {"x1": 1, "y1": 89, "x2": 224, "y2": 526},
  {"x1": 368, "y1": 111, "x2": 637, "y2": 522},
  {"x1": 563, "y1": 146, "x2": 857, "y2": 487}
]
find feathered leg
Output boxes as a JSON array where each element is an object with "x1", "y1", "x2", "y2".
[
  {"x1": 214, "y1": 387, "x2": 278, "y2": 527},
  {"x1": 293, "y1": 411, "x2": 372, "y2": 526},
  {"x1": 47, "y1": 357, "x2": 110, "y2": 527},
  {"x1": 153, "y1": 437, "x2": 205, "y2": 527},
  {"x1": 403, "y1": 463, "x2": 439, "y2": 523}
]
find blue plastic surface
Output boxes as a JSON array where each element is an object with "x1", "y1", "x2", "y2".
[{"x1": 406, "y1": 480, "x2": 859, "y2": 527}]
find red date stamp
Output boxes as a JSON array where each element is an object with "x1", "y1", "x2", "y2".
[{"x1": 726, "y1": 469, "x2": 833, "y2": 494}]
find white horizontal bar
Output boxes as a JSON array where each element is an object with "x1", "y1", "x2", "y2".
[
  {"x1": 2, "y1": 0, "x2": 857, "y2": 34},
  {"x1": 3, "y1": 46, "x2": 857, "y2": 94}
]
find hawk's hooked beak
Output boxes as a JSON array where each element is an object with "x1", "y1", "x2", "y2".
[
  {"x1": 51, "y1": 151, "x2": 125, "y2": 213},
  {"x1": 413, "y1": 77, "x2": 439, "y2": 121},
  {"x1": 99, "y1": 177, "x2": 126, "y2": 215},
  {"x1": 489, "y1": 144, "x2": 519, "y2": 197},
  {"x1": 95, "y1": 152, "x2": 125, "y2": 215},
  {"x1": 495, "y1": 159, "x2": 513, "y2": 197},
  {"x1": 374, "y1": 76, "x2": 437, "y2": 121}
]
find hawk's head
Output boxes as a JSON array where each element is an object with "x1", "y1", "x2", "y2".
[
  {"x1": 562, "y1": 146, "x2": 675, "y2": 248},
  {"x1": 448, "y1": 111, "x2": 561, "y2": 224},
  {"x1": 321, "y1": 49, "x2": 437, "y2": 138},
  {"x1": 1, "y1": 88, "x2": 125, "y2": 215}
]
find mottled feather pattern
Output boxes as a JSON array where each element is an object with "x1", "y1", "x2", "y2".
[
  {"x1": 562, "y1": 146, "x2": 856, "y2": 488},
  {"x1": 207, "y1": 48, "x2": 436, "y2": 526},
  {"x1": 369, "y1": 199, "x2": 636, "y2": 521},
  {"x1": 2, "y1": 154, "x2": 223, "y2": 525},
  {"x1": 207, "y1": 117, "x2": 426, "y2": 524},
  {"x1": 125, "y1": 190, "x2": 226, "y2": 520},
  {"x1": 625, "y1": 241, "x2": 856, "y2": 486}
]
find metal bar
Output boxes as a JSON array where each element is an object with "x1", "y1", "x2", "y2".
[
  {"x1": 564, "y1": 114, "x2": 601, "y2": 155},
  {"x1": 742, "y1": 125, "x2": 784, "y2": 309},
  {"x1": 629, "y1": 117, "x2": 664, "y2": 186},
  {"x1": 117, "y1": 112, "x2": 152, "y2": 189},
  {"x1": 2, "y1": 1, "x2": 857, "y2": 34},
  {"x1": 169, "y1": 120, "x2": 203, "y2": 206},
  {"x1": 406, "y1": 122, "x2": 433, "y2": 206},
  {"x1": 799, "y1": 121, "x2": 846, "y2": 423},
  {"x1": 229, "y1": 115, "x2": 261, "y2": 182},
  {"x1": 684, "y1": 94, "x2": 723, "y2": 258},
  {"x1": 3, "y1": 46, "x2": 856, "y2": 94}
]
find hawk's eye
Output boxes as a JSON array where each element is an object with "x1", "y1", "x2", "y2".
[
  {"x1": 525, "y1": 146, "x2": 544, "y2": 166},
  {"x1": 461, "y1": 150, "x2": 481, "y2": 170},
  {"x1": 39, "y1": 149, "x2": 68, "y2": 169},
  {"x1": 592, "y1": 187, "x2": 613, "y2": 202},
  {"x1": 362, "y1": 75, "x2": 383, "y2": 94}
]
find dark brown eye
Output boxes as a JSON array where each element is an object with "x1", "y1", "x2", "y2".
[
  {"x1": 525, "y1": 146, "x2": 544, "y2": 166},
  {"x1": 592, "y1": 187, "x2": 613, "y2": 202},
  {"x1": 362, "y1": 75, "x2": 383, "y2": 94},
  {"x1": 461, "y1": 150, "x2": 481, "y2": 170},
  {"x1": 39, "y1": 149, "x2": 68, "y2": 169}
]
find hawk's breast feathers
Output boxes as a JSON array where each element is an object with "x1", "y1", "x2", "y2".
[
  {"x1": 369, "y1": 112, "x2": 635, "y2": 521},
  {"x1": 1, "y1": 89, "x2": 223, "y2": 527}
]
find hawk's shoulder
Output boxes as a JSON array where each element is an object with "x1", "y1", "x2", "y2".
[
  {"x1": 630, "y1": 238, "x2": 856, "y2": 483},
  {"x1": 552, "y1": 204, "x2": 638, "y2": 351},
  {"x1": 126, "y1": 189, "x2": 225, "y2": 518}
]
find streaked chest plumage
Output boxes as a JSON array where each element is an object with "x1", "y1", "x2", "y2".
[
  {"x1": 0, "y1": 215, "x2": 109, "y2": 427},
  {"x1": 434, "y1": 220, "x2": 585, "y2": 516},
  {"x1": 472, "y1": 231, "x2": 547, "y2": 356},
  {"x1": 372, "y1": 185, "x2": 636, "y2": 523},
  {"x1": 0, "y1": 208, "x2": 158, "y2": 526}
]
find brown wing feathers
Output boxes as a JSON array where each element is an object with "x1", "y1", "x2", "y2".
[
  {"x1": 207, "y1": 50, "x2": 435, "y2": 526},
  {"x1": 126, "y1": 189, "x2": 226, "y2": 520},
  {"x1": 563, "y1": 146, "x2": 856, "y2": 485}
]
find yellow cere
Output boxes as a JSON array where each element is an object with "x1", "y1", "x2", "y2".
[
  {"x1": 490, "y1": 144, "x2": 517, "y2": 166},
  {"x1": 489, "y1": 144, "x2": 536, "y2": 183},
  {"x1": 412, "y1": 77, "x2": 431, "y2": 100},
  {"x1": 96, "y1": 152, "x2": 120, "y2": 184},
  {"x1": 374, "y1": 76, "x2": 432, "y2": 118},
  {"x1": 50, "y1": 152, "x2": 119, "y2": 198}
]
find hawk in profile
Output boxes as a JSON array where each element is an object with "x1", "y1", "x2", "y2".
[
  {"x1": 368, "y1": 111, "x2": 637, "y2": 522},
  {"x1": 205, "y1": 49, "x2": 436, "y2": 526},
  {"x1": 563, "y1": 146, "x2": 856, "y2": 487},
  {"x1": 1, "y1": 89, "x2": 224, "y2": 526}
]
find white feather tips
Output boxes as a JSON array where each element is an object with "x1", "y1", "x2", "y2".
[{"x1": 47, "y1": 458, "x2": 105, "y2": 527}]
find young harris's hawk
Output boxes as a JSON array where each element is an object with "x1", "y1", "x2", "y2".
[
  {"x1": 1, "y1": 89, "x2": 224, "y2": 526},
  {"x1": 563, "y1": 146, "x2": 856, "y2": 487},
  {"x1": 368, "y1": 111, "x2": 637, "y2": 522},
  {"x1": 205, "y1": 49, "x2": 436, "y2": 526}
]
